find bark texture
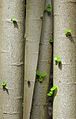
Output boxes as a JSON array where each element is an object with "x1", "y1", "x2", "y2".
[
  {"x1": 23, "y1": 0, "x2": 45, "y2": 119},
  {"x1": 0, "y1": 0, "x2": 25, "y2": 119},
  {"x1": 31, "y1": 0, "x2": 52, "y2": 119},
  {"x1": 53, "y1": 0, "x2": 76, "y2": 119}
]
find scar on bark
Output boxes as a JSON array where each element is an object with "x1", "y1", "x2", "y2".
[{"x1": 27, "y1": 81, "x2": 31, "y2": 87}]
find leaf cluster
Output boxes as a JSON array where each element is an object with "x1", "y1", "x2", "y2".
[
  {"x1": 11, "y1": 17, "x2": 17, "y2": 24},
  {"x1": 44, "y1": 4, "x2": 52, "y2": 15},
  {"x1": 36, "y1": 70, "x2": 47, "y2": 83},
  {"x1": 1, "y1": 81, "x2": 8, "y2": 89},
  {"x1": 64, "y1": 29, "x2": 72, "y2": 37},
  {"x1": 54, "y1": 56, "x2": 61, "y2": 65},
  {"x1": 47, "y1": 85, "x2": 58, "y2": 97}
]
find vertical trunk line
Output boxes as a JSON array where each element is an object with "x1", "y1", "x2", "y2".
[
  {"x1": 23, "y1": 0, "x2": 45, "y2": 119},
  {"x1": 0, "y1": 0, "x2": 25, "y2": 119},
  {"x1": 30, "y1": 0, "x2": 53, "y2": 119},
  {"x1": 53, "y1": 1, "x2": 76, "y2": 119}
]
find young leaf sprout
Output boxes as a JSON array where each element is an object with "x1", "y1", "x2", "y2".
[
  {"x1": 36, "y1": 70, "x2": 47, "y2": 83},
  {"x1": 54, "y1": 56, "x2": 61, "y2": 65},
  {"x1": 44, "y1": 4, "x2": 52, "y2": 15},
  {"x1": 64, "y1": 29, "x2": 72, "y2": 37},
  {"x1": 47, "y1": 85, "x2": 58, "y2": 97}
]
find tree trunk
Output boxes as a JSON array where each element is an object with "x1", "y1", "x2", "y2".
[
  {"x1": 23, "y1": 0, "x2": 45, "y2": 119},
  {"x1": 31, "y1": 0, "x2": 53, "y2": 119},
  {"x1": 0, "y1": 0, "x2": 25, "y2": 119},
  {"x1": 53, "y1": 0, "x2": 76, "y2": 119}
]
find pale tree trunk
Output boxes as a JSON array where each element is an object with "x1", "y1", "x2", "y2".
[
  {"x1": 53, "y1": 0, "x2": 76, "y2": 119},
  {"x1": 0, "y1": 0, "x2": 25, "y2": 119},
  {"x1": 31, "y1": 0, "x2": 53, "y2": 119},
  {"x1": 23, "y1": 0, "x2": 45, "y2": 119}
]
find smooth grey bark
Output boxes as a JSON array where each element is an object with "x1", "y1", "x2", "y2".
[
  {"x1": 0, "y1": 0, "x2": 25, "y2": 119},
  {"x1": 31, "y1": 0, "x2": 52, "y2": 119},
  {"x1": 23, "y1": 0, "x2": 45, "y2": 119},
  {"x1": 53, "y1": 0, "x2": 76, "y2": 119}
]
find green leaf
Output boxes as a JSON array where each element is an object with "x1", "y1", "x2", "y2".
[
  {"x1": 47, "y1": 91, "x2": 53, "y2": 96},
  {"x1": 38, "y1": 78, "x2": 43, "y2": 83},
  {"x1": 54, "y1": 56, "x2": 61, "y2": 64},
  {"x1": 36, "y1": 70, "x2": 47, "y2": 83},
  {"x1": 1, "y1": 81, "x2": 7, "y2": 89},
  {"x1": 11, "y1": 17, "x2": 17, "y2": 23},
  {"x1": 47, "y1": 85, "x2": 59, "y2": 97},
  {"x1": 50, "y1": 85, "x2": 58, "y2": 91},
  {"x1": 64, "y1": 29, "x2": 72, "y2": 37},
  {"x1": 45, "y1": 4, "x2": 52, "y2": 14}
]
